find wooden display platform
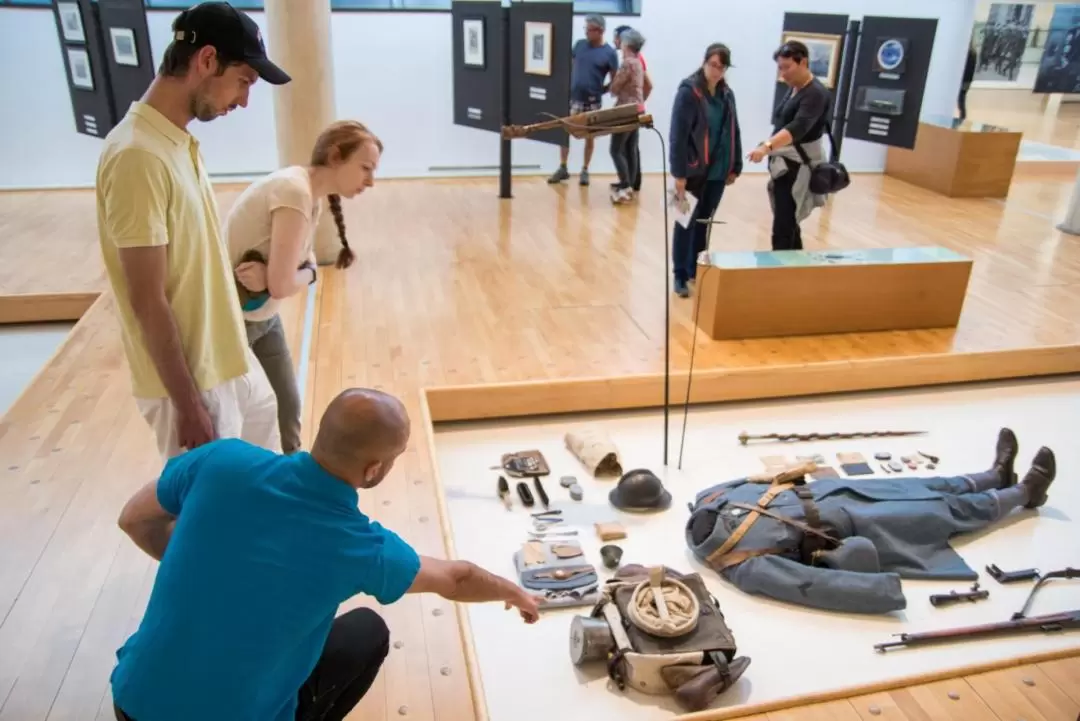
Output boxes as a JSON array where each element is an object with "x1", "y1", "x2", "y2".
[
  {"x1": 424, "y1": 378, "x2": 1080, "y2": 721},
  {"x1": 885, "y1": 118, "x2": 1022, "y2": 198},
  {"x1": 692, "y1": 247, "x2": 972, "y2": 340}
]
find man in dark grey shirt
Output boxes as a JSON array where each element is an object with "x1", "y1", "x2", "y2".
[{"x1": 547, "y1": 14, "x2": 618, "y2": 187}]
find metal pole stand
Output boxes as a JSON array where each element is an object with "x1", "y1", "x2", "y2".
[{"x1": 1057, "y1": 166, "x2": 1080, "y2": 236}]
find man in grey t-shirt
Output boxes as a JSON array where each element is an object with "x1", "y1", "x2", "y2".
[{"x1": 547, "y1": 14, "x2": 618, "y2": 187}]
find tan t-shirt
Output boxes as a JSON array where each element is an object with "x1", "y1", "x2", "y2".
[
  {"x1": 225, "y1": 166, "x2": 321, "y2": 322},
  {"x1": 96, "y1": 102, "x2": 250, "y2": 400}
]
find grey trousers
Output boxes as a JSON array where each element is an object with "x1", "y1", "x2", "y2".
[{"x1": 245, "y1": 315, "x2": 302, "y2": 454}]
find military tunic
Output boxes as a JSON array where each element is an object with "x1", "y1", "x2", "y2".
[{"x1": 686, "y1": 474, "x2": 1013, "y2": 614}]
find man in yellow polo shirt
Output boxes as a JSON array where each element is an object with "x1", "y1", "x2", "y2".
[{"x1": 96, "y1": 2, "x2": 291, "y2": 459}]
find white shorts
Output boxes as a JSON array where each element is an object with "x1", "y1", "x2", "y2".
[{"x1": 135, "y1": 347, "x2": 281, "y2": 460}]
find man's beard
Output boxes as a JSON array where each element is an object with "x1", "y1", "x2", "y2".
[{"x1": 190, "y1": 91, "x2": 222, "y2": 123}]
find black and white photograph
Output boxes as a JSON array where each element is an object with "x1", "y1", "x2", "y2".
[
  {"x1": 110, "y1": 27, "x2": 139, "y2": 68},
  {"x1": 463, "y1": 18, "x2": 484, "y2": 68},
  {"x1": 975, "y1": 3, "x2": 1035, "y2": 82},
  {"x1": 1034, "y1": 3, "x2": 1080, "y2": 93},
  {"x1": 67, "y1": 47, "x2": 93, "y2": 90},
  {"x1": 57, "y1": 2, "x2": 85, "y2": 44},
  {"x1": 524, "y1": 21, "x2": 552, "y2": 76},
  {"x1": 781, "y1": 31, "x2": 841, "y2": 88}
]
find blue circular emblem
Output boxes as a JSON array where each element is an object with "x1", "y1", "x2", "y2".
[{"x1": 877, "y1": 39, "x2": 905, "y2": 71}]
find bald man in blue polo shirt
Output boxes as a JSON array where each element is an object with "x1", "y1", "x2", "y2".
[{"x1": 111, "y1": 387, "x2": 539, "y2": 721}]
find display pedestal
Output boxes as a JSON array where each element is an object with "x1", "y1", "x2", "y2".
[
  {"x1": 884, "y1": 116, "x2": 1022, "y2": 198},
  {"x1": 265, "y1": 0, "x2": 339, "y2": 266},
  {"x1": 693, "y1": 247, "x2": 972, "y2": 340},
  {"x1": 1057, "y1": 167, "x2": 1080, "y2": 236}
]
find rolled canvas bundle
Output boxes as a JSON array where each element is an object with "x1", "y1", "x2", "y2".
[{"x1": 565, "y1": 426, "x2": 623, "y2": 478}]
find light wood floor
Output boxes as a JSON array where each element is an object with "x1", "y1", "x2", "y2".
[{"x1": 2, "y1": 172, "x2": 1080, "y2": 721}]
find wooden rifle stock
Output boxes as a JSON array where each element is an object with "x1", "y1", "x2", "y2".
[
  {"x1": 501, "y1": 104, "x2": 653, "y2": 140},
  {"x1": 874, "y1": 610, "x2": 1080, "y2": 652}
]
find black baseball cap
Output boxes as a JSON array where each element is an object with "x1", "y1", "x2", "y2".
[{"x1": 172, "y1": 1, "x2": 291, "y2": 85}]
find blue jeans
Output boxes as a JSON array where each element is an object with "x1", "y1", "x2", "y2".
[{"x1": 672, "y1": 179, "x2": 726, "y2": 283}]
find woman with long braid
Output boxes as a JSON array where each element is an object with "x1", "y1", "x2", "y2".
[{"x1": 227, "y1": 120, "x2": 382, "y2": 453}]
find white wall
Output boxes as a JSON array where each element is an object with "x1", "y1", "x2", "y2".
[{"x1": 0, "y1": 0, "x2": 976, "y2": 190}]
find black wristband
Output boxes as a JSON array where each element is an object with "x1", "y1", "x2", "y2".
[{"x1": 300, "y1": 261, "x2": 317, "y2": 285}]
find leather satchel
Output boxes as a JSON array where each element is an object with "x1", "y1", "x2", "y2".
[{"x1": 793, "y1": 120, "x2": 850, "y2": 195}]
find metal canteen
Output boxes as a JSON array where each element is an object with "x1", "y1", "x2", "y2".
[{"x1": 570, "y1": 615, "x2": 616, "y2": 666}]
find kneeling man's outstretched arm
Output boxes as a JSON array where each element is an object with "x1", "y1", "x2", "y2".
[
  {"x1": 408, "y1": 556, "x2": 540, "y2": 623},
  {"x1": 118, "y1": 480, "x2": 176, "y2": 561}
]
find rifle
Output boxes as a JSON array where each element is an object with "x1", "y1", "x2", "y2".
[{"x1": 874, "y1": 610, "x2": 1080, "y2": 652}]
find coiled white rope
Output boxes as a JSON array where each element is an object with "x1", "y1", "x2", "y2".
[{"x1": 626, "y1": 568, "x2": 700, "y2": 638}]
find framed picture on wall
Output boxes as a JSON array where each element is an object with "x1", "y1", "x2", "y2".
[
  {"x1": 525, "y1": 21, "x2": 552, "y2": 76},
  {"x1": 781, "y1": 31, "x2": 842, "y2": 88},
  {"x1": 67, "y1": 47, "x2": 94, "y2": 90},
  {"x1": 110, "y1": 27, "x2": 140, "y2": 67},
  {"x1": 463, "y1": 18, "x2": 485, "y2": 68},
  {"x1": 57, "y1": 2, "x2": 85, "y2": 43}
]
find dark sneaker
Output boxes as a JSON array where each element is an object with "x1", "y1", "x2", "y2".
[
  {"x1": 674, "y1": 279, "x2": 689, "y2": 297},
  {"x1": 580, "y1": 169, "x2": 590, "y2": 186},
  {"x1": 547, "y1": 166, "x2": 569, "y2": 184}
]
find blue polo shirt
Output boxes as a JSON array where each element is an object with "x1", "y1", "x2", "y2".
[
  {"x1": 570, "y1": 39, "x2": 619, "y2": 103},
  {"x1": 110, "y1": 439, "x2": 421, "y2": 721}
]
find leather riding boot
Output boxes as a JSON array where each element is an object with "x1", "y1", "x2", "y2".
[
  {"x1": 1021, "y1": 446, "x2": 1056, "y2": 509},
  {"x1": 969, "y1": 427, "x2": 1019, "y2": 491}
]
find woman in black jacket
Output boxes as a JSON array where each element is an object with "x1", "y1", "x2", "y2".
[{"x1": 668, "y1": 43, "x2": 743, "y2": 298}]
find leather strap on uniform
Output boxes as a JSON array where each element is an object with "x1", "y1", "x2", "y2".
[
  {"x1": 726, "y1": 501, "x2": 840, "y2": 544},
  {"x1": 709, "y1": 545, "x2": 788, "y2": 571},
  {"x1": 704, "y1": 482, "x2": 794, "y2": 568}
]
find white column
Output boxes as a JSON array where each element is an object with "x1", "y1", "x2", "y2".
[
  {"x1": 1057, "y1": 166, "x2": 1080, "y2": 236},
  {"x1": 264, "y1": 0, "x2": 340, "y2": 265}
]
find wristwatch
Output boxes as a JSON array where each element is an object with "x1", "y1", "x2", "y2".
[{"x1": 300, "y1": 260, "x2": 317, "y2": 285}]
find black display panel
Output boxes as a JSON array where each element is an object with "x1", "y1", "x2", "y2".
[
  {"x1": 845, "y1": 16, "x2": 938, "y2": 150},
  {"x1": 98, "y1": 0, "x2": 155, "y2": 125},
  {"x1": 53, "y1": 0, "x2": 118, "y2": 137},
  {"x1": 451, "y1": 0, "x2": 504, "y2": 133},
  {"x1": 507, "y1": 1, "x2": 573, "y2": 148}
]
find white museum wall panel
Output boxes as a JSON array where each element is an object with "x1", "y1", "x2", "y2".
[{"x1": 0, "y1": 0, "x2": 976, "y2": 189}]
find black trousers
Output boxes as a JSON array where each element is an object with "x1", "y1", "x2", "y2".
[
  {"x1": 114, "y1": 608, "x2": 390, "y2": 721},
  {"x1": 957, "y1": 82, "x2": 970, "y2": 122},
  {"x1": 770, "y1": 158, "x2": 803, "y2": 251},
  {"x1": 672, "y1": 179, "x2": 727, "y2": 283},
  {"x1": 610, "y1": 129, "x2": 639, "y2": 190}
]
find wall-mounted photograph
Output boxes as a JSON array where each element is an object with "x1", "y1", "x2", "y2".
[
  {"x1": 110, "y1": 27, "x2": 139, "y2": 68},
  {"x1": 1033, "y1": 3, "x2": 1080, "y2": 93},
  {"x1": 525, "y1": 21, "x2": 552, "y2": 76},
  {"x1": 781, "y1": 31, "x2": 842, "y2": 88},
  {"x1": 975, "y1": 3, "x2": 1034, "y2": 82},
  {"x1": 463, "y1": 17, "x2": 485, "y2": 68},
  {"x1": 67, "y1": 47, "x2": 93, "y2": 90},
  {"x1": 57, "y1": 2, "x2": 85, "y2": 44}
]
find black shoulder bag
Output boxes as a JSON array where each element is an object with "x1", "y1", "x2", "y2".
[{"x1": 792, "y1": 119, "x2": 850, "y2": 195}]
